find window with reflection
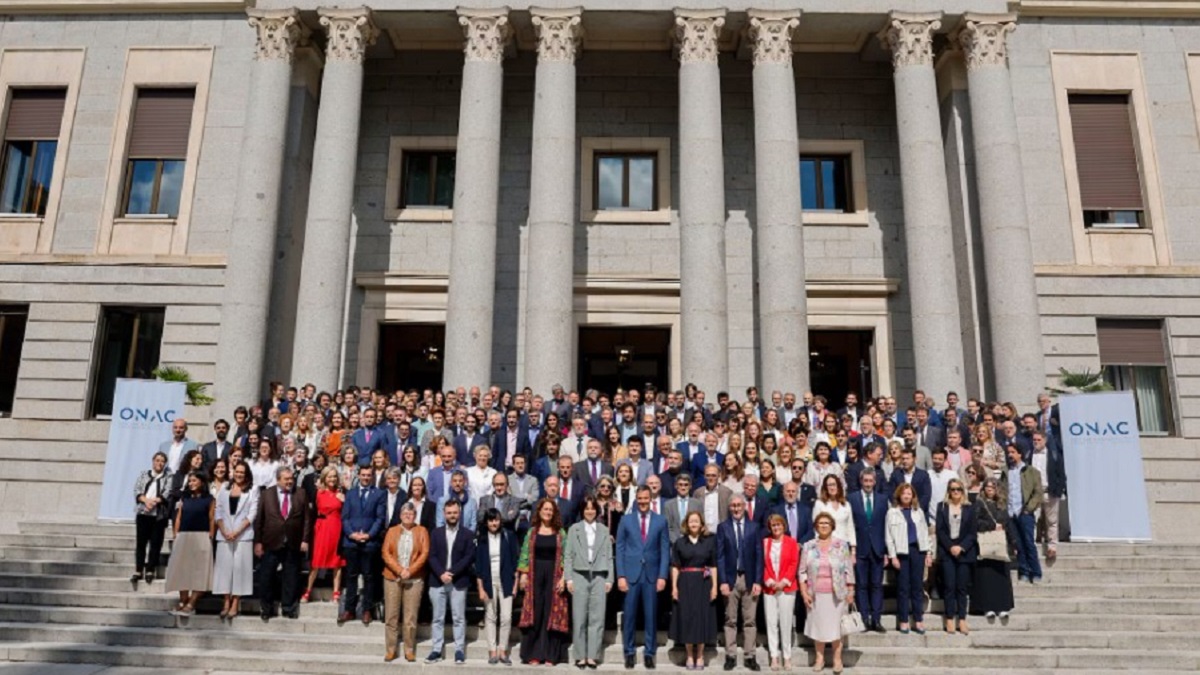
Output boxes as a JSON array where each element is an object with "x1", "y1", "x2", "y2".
[{"x1": 595, "y1": 153, "x2": 656, "y2": 211}]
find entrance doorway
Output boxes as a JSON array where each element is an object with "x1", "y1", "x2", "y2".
[
  {"x1": 809, "y1": 329, "x2": 874, "y2": 405},
  {"x1": 376, "y1": 323, "x2": 445, "y2": 393},
  {"x1": 578, "y1": 327, "x2": 671, "y2": 395}
]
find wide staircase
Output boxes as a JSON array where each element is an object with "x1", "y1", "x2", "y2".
[{"x1": 1, "y1": 520, "x2": 1199, "y2": 673}]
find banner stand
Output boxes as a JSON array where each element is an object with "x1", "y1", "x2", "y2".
[{"x1": 96, "y1": 378, "x2": 187, "y2": 522}]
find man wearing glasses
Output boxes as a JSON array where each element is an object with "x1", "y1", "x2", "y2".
[{"x1": 477, "y1": 473, "x2": 521, "y2": 532}]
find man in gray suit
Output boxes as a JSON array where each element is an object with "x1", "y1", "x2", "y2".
[
  {"x1": 664, "y1": 473, "x2": 701, "y2": 543},
  {"x1": 616, "y1": 436, "x2": 655, "y2": 486},
  {"x1": 161, "y1": 418, "x2": 199, "y2": 472},
  {"x1": 692, "y1": 463, "x2": 733, "y2": 532}
]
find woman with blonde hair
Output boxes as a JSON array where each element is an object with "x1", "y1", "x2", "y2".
[
  {"x1": 885, "y1": 483, "x2": 933, "y2": 634},
  {"x1": 974, "y1": 426, "x2": 1005, "y2": 479},
  {"x1": 936, "y1": 478, "x2": 977, "y2": 634},
  {"x1": 761, "y1": 513, "x2": 800, "y2": 670},
  {"x1": 304, "y1": 466, "x2": 345, "y2": 603},
  {"x1": 800, "y1": 512, "x2": 855, "y2": 673},
  {"x1": 670, "y1": 510, "x2": 718, "y2": 670}
]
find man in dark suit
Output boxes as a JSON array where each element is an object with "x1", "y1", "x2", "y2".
[
  {"x1": 491, "y1": 408, "x2": 531, "y2": 472},
  {"x1": 616, "y1": 486, "x2": 671, "y2": 670},
  {"x1": 675, "y1": 423, "x2": 707, "y2": 466},
  {"x1": 352, "y1": 408, "x2": 396, "y2": 467},
  {"x1": 338, "y1": 465, "x2": 386, "y2": 626},
  {"x1": 846, "y1": 443, "x2": 886, "y2": 494},
  {"x1": 638, "y1": 413, "x2": 662, "y2": 462},
  {"x1": 254, "y1": 466, "x2": 313, "y2": 620},
  {"x1": 849, "y1": 468, "x2": 888, "y2": 632},
  {"x1": 656, "y1": 449, "x2": 691, "y2": 500},
  {"x1": 382, "y1": 467, "x2": 408, "y2": 529},
  {"x1": 771, "y1": 482, "x2": 814, "y2": 545},
  {"x1": 200, "y1": 418, "x2": 233, "y2": 472},
  {"x1": 715, "y1": 495, "x2": 763, "y2": 671},
  {"x1": 836, "y1": 392, "x2": 864, "y2": 426},
  {"x1": 554, "y1": 456, "x2": 583, "y2": 526},
  {"x1": 426, "y1": 500, "x2": 476, "y2": 665},
  {"x1": 888, "y1": 448, "x2": 933, "y2": 521},
  {"x1": 784, "y1": 458, "x2": 818, "y2": 507},
  {"x1": 451, "y1": 414, "x2": 487, "y2": 468},
  {"x1": 573, "y1": 438, "x2": 614, "y2": 490},
  {"x1": 740, "y1": 475, "x2": 771, "y2": 529}
]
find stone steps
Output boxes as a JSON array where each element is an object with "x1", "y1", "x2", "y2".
[{"x1": 0, "y1": 533, "x2": 140, "y2": 551}]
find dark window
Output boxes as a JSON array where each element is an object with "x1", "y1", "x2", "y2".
[
  {"x1": 1, "y1": 89, "x2": 67, "y2": 216},
  {"x1": 1068, "y1": 94, "x2": 1145, "y2": 229},
  {"x1": 400, "y1": 151, "x2": 455, "y2": 208},
  {"x1": 1097, "y1": 318, "x2": 1174, "y2": 435},
  {"x1": 595, "y1": 153, "x2": 656, "y2": 210},
  {"x1": 122, "y1": 88, "x2": 194, "y2": 218},
  {"x1": 800, "y1": 155, "x2": 851, "y2": 212},
  {"x1": 90, "y1": 307, "x2": 165, "y2": 417},
  {"x1": 0, "y1": 305, "x2": 29, "y2": 414}
]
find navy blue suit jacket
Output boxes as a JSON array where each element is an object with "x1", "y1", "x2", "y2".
[
  {"x1": 745, "y1": 494, "x2": 772, "y2": 530},
  {"x1": 474, "y1": 527, "x2": 518, "y2": 597},
  {"x1": 935, "y1": 502, "x2": 978, "y2": 564},
  {"x1": 715, "y1": 518, "x2": 763, "y2": 586},
  {"x1": 352, "y1": 426, "x2": 396, "y2": 467},
  {"x1": 888, "y1": 468, "x2": 933, "y2": 521},
  {"x1": 688, "y1": 451, "x2": 725, "y2": 484},
  {"x1": 848, "y1": 490, "x2": 888, "y2": 559},
  {"x1": 491, "y1": 425, "x2": 532, "y2": 472},
  {"x1": 845, "y1": 460, "x2": 887, "y2": 495},
  {"x1": 428, "y1": 525, "x2": 477, "y2": 589},
  {"x1": 769, "y1": 501, "x2": 815, "y2": 544},
  {"x1": 341, "y1": 485, "x2": 386, "y2": 550},
  {"x1": 615, "y1": 509, "x2": 670, "y2": 584},
  {"x1": 453, "y1": 432, "x2": 489, "y2": 468}
]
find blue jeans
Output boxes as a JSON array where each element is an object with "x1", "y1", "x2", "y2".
[
  {"x1": 429, "y1": 583, "x2": 467, "y2": 654},
  {"x1": 622, "y1": 579, "x2": 659, "y2": 657},
  {"x1": 1010, "y1": 512, "x2": 1042, "y2": 581},
  {"x1": 854, "y1": 554, "x2": 885, "y2": 625},
  {"x1": 896, "y1": 543, "x2": 925, "y2": 624}
]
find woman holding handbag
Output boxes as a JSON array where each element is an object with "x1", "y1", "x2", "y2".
[
  {"x1": 970, "y1": 478, "x2": 1014, "y2": 620},
  {"x1": 935, "y1": 478, "x2": 977, "y2": 634},
  {"x1": 800, "y1": 512, "x2": 855, "y2": 673}
]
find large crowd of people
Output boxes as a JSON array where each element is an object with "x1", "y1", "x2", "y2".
[{"x1": 132, "y1": 382, "x2": 1067, "y2": 670}]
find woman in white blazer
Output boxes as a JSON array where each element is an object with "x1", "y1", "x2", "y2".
[
  {"x1": 212, "y1": 460, "x2": 259, "y2": 621},
  {"x1": 884, "y1": 482, "x2": 933, "y2": 634}
]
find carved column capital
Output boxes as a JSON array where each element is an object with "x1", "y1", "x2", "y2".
[
  {"x1": 746, "y1": 10, "x2": 800, "y2": 67},
  {"x1": 317, "y1": 7, "x2": 378, "y2": 64},
  {"x1": 531, "y1": 7, "x2": 583, "y2": 64},
  {"x1": 879, "y1": 12, "x2": 942, "y2": 69},
  {"x1": 459, "y1": 8, "x2": 513, "y2": 64},
  {"x1": 673, "y1": 9, "x2": 726, "y2": 65},
  {"x1": 957, "y1": 13, "x2": 1017, "y2": 71},
  {"x1": 247, "y1": 8, "x2": 308, "y2": 63}
]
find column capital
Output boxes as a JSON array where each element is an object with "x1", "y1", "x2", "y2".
[
  {"x1": 531, "y1": 7, "x2": 583, "y2": 64},
  {"x1": 746, "y1": 9, "x2": 800, "y2": 67},
  {"x1": 247, "y1": 8, "x2": 309, "y2": 63},
  {"x1": 317, "y1": 7, "x2": 378, "y2": 64},
  {"x1": 458, "y1": 7, "x2": 513, "y2": 63},
  {"x1": 673, "y1": 8, "x2": 726, "y2": 65},
  {"x1": 955, "y1": 13, "x2": 1017, "y2": 71},
  {"x1": 878, "y1": 11, "x2": 943, "y2": 69}
]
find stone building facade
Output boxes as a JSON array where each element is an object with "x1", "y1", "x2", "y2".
[{"x1": 0, "y1": 0, "x2": 1197, "y2": 537}]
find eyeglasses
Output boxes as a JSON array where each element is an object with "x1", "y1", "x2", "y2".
[{"x1": 948, "y1": 487, "x2": 963, "y2": 492}]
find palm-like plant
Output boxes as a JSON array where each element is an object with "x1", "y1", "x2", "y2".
[
  {"x1": 1047, "y1": 367, "x2": 1113, "y2": 395},
  {"x1": 152, "y1": 365, "x2": 214, "y2": 406}
]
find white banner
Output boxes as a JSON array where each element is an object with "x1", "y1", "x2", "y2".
[
  {"x1": 1059, "y1": 391, "x2": 1152, "y2": 542},
  {"x1": 97, "y1": 378, "x2": 187, "y2": 522}
]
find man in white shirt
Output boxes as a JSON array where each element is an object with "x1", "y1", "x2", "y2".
[
  {"x1": 692, "y1": 463, "x2": 732, "y2": 531},
  {"x1": 561, "y1": 417, "x2": 592, "y2": 464},
  {"x1": 384, "y1": 467, "x2": 407, "y2": 528},
  {"x1": 927, "y1": 448, "x2": 957, "y2": 512},
  {"x1": 161, "y1": 418, "x2": 199, "y2": 472},
  {"x1": 616, "y1": 436, "x2": 655, "y2": 486}
]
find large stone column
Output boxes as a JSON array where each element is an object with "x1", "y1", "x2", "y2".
[
  {"x1": 957, "y1": 14, "x2": 1045, "y2": 404},
  {"x1": 674, "y1": 9, "x2": 729, "y2": 396},
  {"x1": 442, "y1": 8, "x2": 511, "y2": 391},
  {"x1": 289, "y1": 8, "x2": 377, "y2": 391},
  {"x1": 879, "y1": 13, "x2": 965, "y2": 397},
  {"x1": 523, "y1": 7, "x2": 582, "y2": 395},
  {"x1": 748, "y1": 10, "x2": 808, "y2": 396},
  {"x1": 215, "y1": 9, "x2": 307, "y2": 408}
]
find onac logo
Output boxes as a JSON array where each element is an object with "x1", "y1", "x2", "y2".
[
  {"x1": 118, "y1": 408, "x2": 177, "y2": 423},
  {"x1": 1067, "y1": 421, "x2": 1131, "y2": 436}
]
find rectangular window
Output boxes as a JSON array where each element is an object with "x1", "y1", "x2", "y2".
[
  {"x1": 1, "y1": 89, "x2": 66, "y2": 217},
  {"x1": 90, "y1": 306, "x2": 165, "y2": 417},
  {"x1": 1097, "y1": 318, "x2": 1174, "y2": 436},
  {"x1": 0, "y1": 305, "x2": 29, "y2": 415},
  {"x1": 122, "y1": 88, "x2": 194, "y2": 219},
  {"x1": 800, "y1": 155, "x2": 851, "y2": 212},
  {"x1": 400, "y1": 150, "x2": 455, "y2": 208},
  {"x1": 594, "y1": 153, "x2": 657, "y2": 211},
  {"x1": 1068, "y1": 94, "x2": 1145, "y2": 229}
]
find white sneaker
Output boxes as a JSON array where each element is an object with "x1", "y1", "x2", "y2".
[
  {"x1": 999, "y1": 611, "x2": 1010, "y2": 619},
  {"x1": 985, "y1": 611, "x2": 997, "y2": 619}
]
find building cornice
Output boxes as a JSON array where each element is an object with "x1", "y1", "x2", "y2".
[
  {"x1": 1012, "y1": 0, "x2": 1200, "y2": 18},
  {"x1": 0, "y1": 0, "x2": 246, "y2": 13}
]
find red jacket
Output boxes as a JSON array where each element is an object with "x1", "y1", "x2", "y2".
[{"x1": 761, "y1": 535, "x2": 800, "y2": 594}]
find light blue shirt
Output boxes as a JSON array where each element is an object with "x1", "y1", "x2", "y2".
[{"x1": 1007, "y1": 464, "x2": 1024, "y2": 517}]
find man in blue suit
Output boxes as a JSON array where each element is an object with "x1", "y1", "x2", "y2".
[
  {"x1": 425, "y1": 445, "x2": 460, "y2": 504},
  {"x1": 715, "y1": 495, "x2": 763, "y2": 671},
  {"x1": 616, "y1": 485, "x2": 670, "y2": 670},
  {"x1": 352, "y1": 408, "x2": 396, "y2": 467},
  {"x1": 849, "y1": 468, "x2": 889, "y2": 632},
  {"x1": 338, "y1": 465, "x2": 386, "y2": 626},
  {"x1": 491, "y1": 408, "x2": 532, "y2": 472},
  {"x1": 888, "y1": 447, "x2": 932, "y2": 521},
  {"x1": 771, "y1": 482, "x2": 814, "y2": 545},
  {"x1": 675, "y1": 423, "x2": 707, "y2": 466},
  {"x1": 741, "y1": 475, "x2": 771, "y2": 530},
  {"x1": 426, "y1": 500, "x2": 477, "y2": 665},
  {"x1": 451, "y1": 414, "x2": 488, "y2": 468}
]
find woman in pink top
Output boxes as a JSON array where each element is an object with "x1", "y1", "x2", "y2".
[{"x1": 799, "y1": 512, "x2": 855, "y2": 674}]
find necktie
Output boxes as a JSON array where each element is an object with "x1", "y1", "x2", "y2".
[
  {"x1": 366, "y1": 429, "x2": 372, "y2": 442},
  {"x1": 678, "y1": 499, "x2": 686, "y2": 521},
  {"x1": 592, "y1": 461, "x2": 598, "y2": 482},
  {"x1": 564, "y1": 481, "x2": 570, "y2": 500},
  {"x1": 360, "y1": 488, "x2": 366, "y2": 503},
  {"x1": 866, "y1": 495, "x2": 873, "y2": 522},
  {"x1": 282, "y1": 492, "x2": 290, "y2": 519},
  {"x1": 651, "y1": 500, "x2": 659, "y2": 514},
  {"x1": 788, "y1": 503, "x2": 797, "y2": 538},
  {"x1": 641, "y1": 514, "x2": 648, "y2": 542},
  {"x1": 748, "y1": 501, "x2": 754, "y2": 520},
  {"x1": 735, "y1": 521, "x2": 743, "y2": 572}
]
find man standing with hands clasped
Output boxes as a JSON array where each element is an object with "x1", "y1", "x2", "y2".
[
  {"x1": 716, "y1": 495, "x2": 762, "y2": 671},
  {"x1": 616, "y1": 486, "x2": 670, "y2": 670}
]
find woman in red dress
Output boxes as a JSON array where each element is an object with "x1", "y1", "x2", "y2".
[{"x1": 303, "y1": 466, "x2": 345, "y2": 603}]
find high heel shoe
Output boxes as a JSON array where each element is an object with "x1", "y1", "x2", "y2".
[
  {"x1": 811, "y1": 657, "x2": 825, "y2": 672},
  {"x1": 832, "y1": 660, "x2": 843, "y2": 674},
  {"x1": 332, "y1": 591, "x2": 341, "y2": 602},
  {"x1": 300, "y1": 591, "x2": 311, "y2": 603}
]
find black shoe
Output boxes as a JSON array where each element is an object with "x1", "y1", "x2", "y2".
[
  {"x1": 260, "y1": 612, "x2": 270, "y2": 623},
  {"x1": 625, "y1": 655, "x2": 635, "y2": 670},
  {"x1": 724, "y1": 656, "x2": 736, "y2": 671},
  {"x1": 872, "y1": 621, "x2": 887, "y2": 634},
  {"x1": 745, "y1": 658, "x2": 761, "y2": 671},
  {"x1": 284, "y1": 610, "x2": 299, "y2": 619},
  {"x1": 644, "y1": 656, "x2": 656, "y2": 670},
  {"x1": 130, "y1": 572, "x2": 143, "y2": 583},
  {"x1": 144, "y1": 572, "x2": 155, "y2": 584}
]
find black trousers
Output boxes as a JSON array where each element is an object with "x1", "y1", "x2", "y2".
[
  {"x1": 134, "y1": 514, "x2": 168, "y2": 573},
  {"x1": 259, "y1": 546, "x2": 303, "y2": 614},
  {"x1": 343, "y1": 545, "x2": 378, "y2": 615}
]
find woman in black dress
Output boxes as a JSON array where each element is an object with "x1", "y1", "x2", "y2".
[
  {"x1": 670, "y1": 511, "x2": 718, "y2": 670},
  {"x1": 971, "y1": 478, "x2": 1015, "y2": 619},
  {"x1": 518, "y1": 498, "x2": 570, "y2": 665}
]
